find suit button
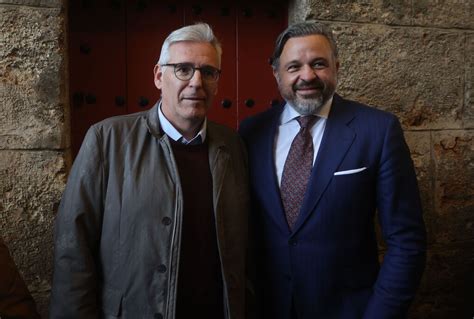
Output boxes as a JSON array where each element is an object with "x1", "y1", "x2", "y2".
[
  {"x1": 154, "y1": 314, "x2": 163, "y2": 319},
  {"x1": 162, "y1": 217, "x2": 172, "y2": 225},
  {"x1": 157, "y1": 264, "x2": 167, "y2": 273},
  {"x1": 289, "y1": 239, "x2": 298, "y2": 246}
]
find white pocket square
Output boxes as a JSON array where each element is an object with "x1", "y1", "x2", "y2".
[{"x1": 334, "y1": 167, "x2": 367, "y2": 176}]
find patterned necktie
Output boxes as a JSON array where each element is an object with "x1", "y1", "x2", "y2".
[{"x1": 281, "y1": 116, "x2": 318, "y2": 230}]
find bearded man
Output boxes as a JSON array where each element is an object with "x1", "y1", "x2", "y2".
[{"x1": 239, "y1": 21, "x2": 426, "y2": 319}]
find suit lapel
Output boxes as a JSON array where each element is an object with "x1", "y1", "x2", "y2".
[
  {"x1": 252, "y1": 106, "x2": 290, "y2": 234},
  {"x1": 293, "y1": 95, "x2": 356, "y2": 232}
]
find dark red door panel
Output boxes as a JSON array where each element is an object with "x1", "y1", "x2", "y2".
[
  {"x1": 69, "y1": 0, "x2": 127, "y2": 155},
  {"x1": 126, "y1": 1, "x2": 184, "y2": 114},
  {"x1": 237, "y1": 1, "x2": 286, "y2": 123},
  {"x1": 69, "y1": 1, "x2": 287, "y2": 157}
]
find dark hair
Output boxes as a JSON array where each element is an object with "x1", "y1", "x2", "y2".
[{"x1": 270, "y1": 20, "x2": 338, "y2": 68}]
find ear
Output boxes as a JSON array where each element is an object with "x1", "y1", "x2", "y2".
[
  {"x1": 272, "y1": 67, "x2": 279, "y2": 82},
  {"x1": 153, "y1": 64, "x2": 163, "y2": 90},
  {"x1": 335, "y1": 59, "x2": 340, "y2": 72}
]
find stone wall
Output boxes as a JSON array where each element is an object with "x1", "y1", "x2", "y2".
[
  {"x1": 0, "y1": 0, "x2": 67, "y2": 316},
  {"x1": 0, "y1": 0, "x2": 472, "y2": 317},
  {"x1": 289, "y1": 0, "x2": 473, "y2": 318}
]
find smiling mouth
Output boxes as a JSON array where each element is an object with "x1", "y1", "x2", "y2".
[
  {"x1": 297, "y1": 87, "x2": 320, "y2": 91},
  {"x1": 183, "y1": 96, "x2": 206, "y2": 101},
  {"x1": 296, "y1": 87, "x2": 323, "y2": 95}
]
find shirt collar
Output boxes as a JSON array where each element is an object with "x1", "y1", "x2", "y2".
[
  {"x1": 158, "y1": 101, "x2": 207, "y2": 144},
  {"x1": 280, "y1": 96, "x2": 333, "y2": 125}
]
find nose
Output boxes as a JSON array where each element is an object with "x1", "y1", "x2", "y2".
[
  {"x1": 299, "y1": 64, "x2": 318, "y2": 81},
  {"x1": 188, "y1": 69, "x2": 203, "y2": 87}
]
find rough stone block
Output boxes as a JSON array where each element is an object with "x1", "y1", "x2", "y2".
[
  {"x1": 331, "y1": 23, "x2": 464, "y2": 130},
  {"x1": 0, "y1": 6, "x2": 66, "y2": 149},
  {"x1": 409, "y1": 243, "x2": 474, "y2": 319},
  {"x1": 413, "y1": 0, "x2": 474, "y2": 29},
  {"x1": 289, "y1": 0, "x2": 312, "y2": 24},
  {"x1": 465, "y1": 33, "x2": 474, "y2": 129},
  {"x1": 0, "y1": 0, "x2": 61, "y2": 7},
  {"x1": 432, "y1": 130, "x2": 474, "y2": 244},
  {"x1": 0, "y1": 150, "x2": 67, "y2": 316},
  {"x1": 290, "y1": 0, "x2": 473, "y2": 29},
  {"x1": 305, "y1": 0, "x2": 412, "y2": 25}
]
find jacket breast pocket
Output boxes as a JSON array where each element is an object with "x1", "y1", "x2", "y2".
[
  {"x1": 101, "y1": 286, "x2": 123, "y2": 317},
  {"x1": 333, "y1": 167, "x2": 372, "y2": 191},
  {"x1": 325, "y1": 167, "x2": 374, "y2": 217}
]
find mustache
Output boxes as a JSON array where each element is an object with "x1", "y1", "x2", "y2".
[{"x1": 293, "y1": 79, "x2": 325, "y2": 90}]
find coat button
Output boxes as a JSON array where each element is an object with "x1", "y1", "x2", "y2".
[
  {"x1": 154, "y1": 314, "x2": 163, "y2": 319},
  {"x1": 162, "y1": 217, "x2": 172, "y2": 225},
  {"x1": 157, "y1": 264, "x2": 167, "y2": 273},
  {"x1": 289, "y1": 239, "x2": 298, "y2": 246}
]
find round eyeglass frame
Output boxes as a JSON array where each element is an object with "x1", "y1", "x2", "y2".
[{"x1": 161, "y1": 63, "x2": 221, "y2": 82}]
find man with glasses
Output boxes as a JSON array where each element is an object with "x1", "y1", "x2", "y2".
[{"x1": 50, "y1": 23, "x2": 250, "y2": 319}]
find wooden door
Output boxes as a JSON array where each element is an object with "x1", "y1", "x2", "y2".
[{"x1": 69, "y1": 0, "x2": 286, "y2": 156}]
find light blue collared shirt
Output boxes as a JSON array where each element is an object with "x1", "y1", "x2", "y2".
[
  {"x1": 158, "y1": 102, "x2": 207, "y2": 145},
  {"x1": 274, "y1": 97, "x2": 333, "y2": 187}
]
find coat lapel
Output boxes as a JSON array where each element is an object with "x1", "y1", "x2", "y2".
[
  {"x1": 207, "y1": 123, "x2": 229, "y2": 217},
  {"x1": 293, "y1": 95, "x2": 356, "y2": 232}
]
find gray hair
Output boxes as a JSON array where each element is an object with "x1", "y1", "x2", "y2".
[
  {"x1": 158, "y1": 22, "x2": 222, "y2": 66},
  {"x1": 271, "y1": 21, "x2": 338, "y2": 69}
]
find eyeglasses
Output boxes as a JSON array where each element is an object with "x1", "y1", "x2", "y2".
[{"x1": 161, "y1": 63, "x2": 221, "y2": 82}]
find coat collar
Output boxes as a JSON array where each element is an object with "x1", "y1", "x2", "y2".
[
  {"x1": 145, "y1": 101, "x2": 163, "y2": 138},
  {"x1": 145, "y1": 100, "x2": 228, "y2": 147},
  {"x1": 146, "y1": 101, "x2": 209, "y2": 144},
  {"x1": 146, "y1": 101, "x2": 230, "y2": 216}
]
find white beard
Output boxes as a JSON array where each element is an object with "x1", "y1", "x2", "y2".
[{"x1": 290, "y1": 95, "x2": 324, "y2": 115}]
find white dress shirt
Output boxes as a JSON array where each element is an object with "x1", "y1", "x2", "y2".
[
  {"x1": 274, "y1": 97, "x2": 333, "y2": 187},
  {"x1": 158, "y1": 102, "x2": 207, "y2": 144}
]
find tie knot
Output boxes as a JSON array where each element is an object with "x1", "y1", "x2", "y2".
[{"x1": 296, "y1": 116, "x2": 317, "y2": 129}]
